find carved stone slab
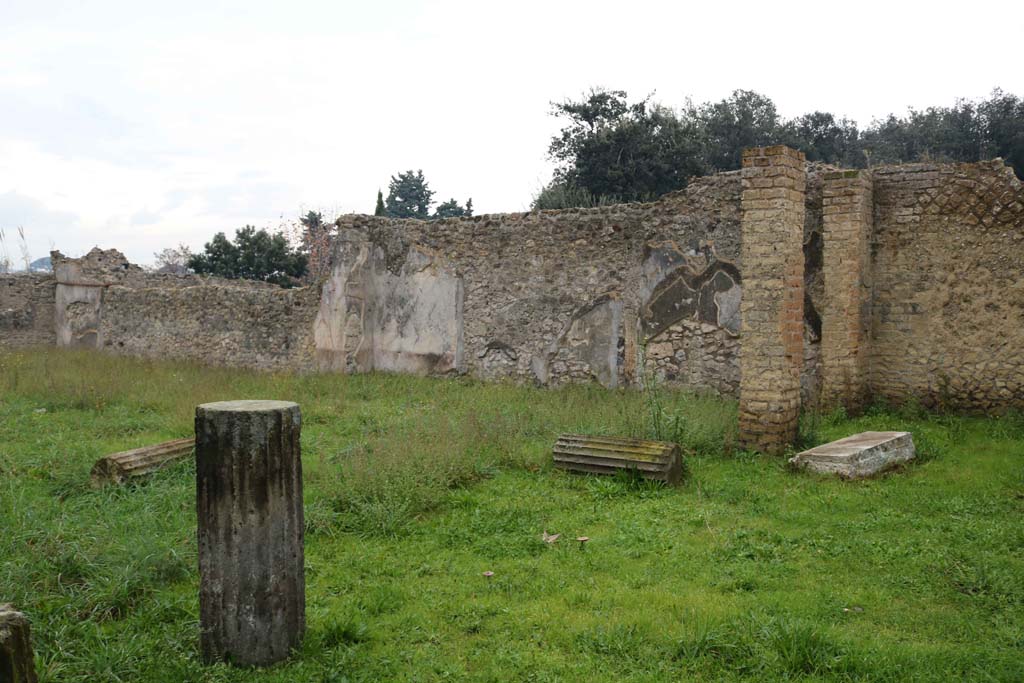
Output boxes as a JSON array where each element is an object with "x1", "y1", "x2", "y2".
[{"x1": 789, "y1": 431, "x2": 914, "y2": 479}]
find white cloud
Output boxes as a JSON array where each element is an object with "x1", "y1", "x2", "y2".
[{"x1": 0, "y1": 0, "x2": 1021, "y2": 264}]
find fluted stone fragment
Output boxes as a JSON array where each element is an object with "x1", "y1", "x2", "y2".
[
  {"x1": 195, "y1": 400, "x2": 304, "y2": 667},
  {"x1": 90, "y1": 438, "x2": 195, "y2": 487}
]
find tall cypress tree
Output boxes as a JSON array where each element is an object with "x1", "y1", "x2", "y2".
[{"x1": 374, "y1": 189, "x2": 386, "y2": 216}]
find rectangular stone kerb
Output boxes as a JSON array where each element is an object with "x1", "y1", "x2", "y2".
[{"x1": 739, "y1": 146, "x2": 806, "y2": 454}]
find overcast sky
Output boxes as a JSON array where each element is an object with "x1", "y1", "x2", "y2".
[{"x1": 1, "y1": 0, "x2": 1021, "y2": 266}]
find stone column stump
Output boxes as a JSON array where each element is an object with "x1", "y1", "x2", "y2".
[
  {"x1": 195, "y1": 400, "x2": 305, "y2": 667},
  {"x1": 0, "y1": 605, "x2": 38, "y2": 683}
]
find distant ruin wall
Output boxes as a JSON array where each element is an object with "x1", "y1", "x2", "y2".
[
  {"x1": 0, "y1": 274, "x2": 56, "y2": 347},
  {"x1": 869, "y1": 160, "x2": 1024, "y2": 410},
  {"x1": 34, "y1": 248, "x2": 320, "y2": 371},
  {"x1": 1, "y1": 157, "x2": 1021, "y2": 416},
  {"x1": 99, "y1": 283, "x2": 320, "y2": 371}
]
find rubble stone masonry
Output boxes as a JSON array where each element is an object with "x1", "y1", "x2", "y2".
[
  {"x1": 869, "y1": 161, "x2": 1024, "y2": 411},
  {"x1": 0, "y1": 274, "x2": 56, "y2": 347}
]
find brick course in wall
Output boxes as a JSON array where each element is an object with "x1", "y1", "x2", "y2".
[{"x1": 738, "y1": 146, "x2": 807, "y2": 454}]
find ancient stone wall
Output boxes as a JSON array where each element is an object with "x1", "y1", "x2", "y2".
[
  {"x1": 99, "y1": 283, "x2": 319, "y2": 371},
  {"x1": 0, "y1": 274, "x2": 56, "y2": 347},
  {"x1": 869, "y1": 160, "x2": 1024, "y2": 410},
  {"x1": 330, "y1": 172, "x2": 747, "y2": 391},
  {"x1": 47, "y1": 248, "x2": 320, "y2": 370},
  {"x1": 2, "y1": 156, "x2": 1021, "y2": 420}
]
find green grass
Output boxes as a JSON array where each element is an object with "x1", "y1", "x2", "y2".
[{"x1": 1, "y1": 348, "x2": 1022, "y2": 682}]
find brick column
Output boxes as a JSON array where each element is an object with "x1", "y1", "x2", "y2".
[
  {"x1": 738, "y1": 146, "x2": 806, "y2": 454},
  {"x1": 820, "y1": 170, "x2": 873, "y2": 412}
]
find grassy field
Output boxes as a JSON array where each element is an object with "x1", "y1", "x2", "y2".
[{"x1": 1, "y1": 348, "x2": 1022, "y2": 682}]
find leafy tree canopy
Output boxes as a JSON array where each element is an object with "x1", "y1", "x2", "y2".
[
  {"x1": 385, "y1": 170, "x2": 434, "y2": 219},
  {"x1": 536, "y1": 87, "x2": 1023, "y2": 210},
  {"x1": 188, "y1": 226, "x2": 307, "y2": 287},
  {"x1": 545, "y1": 89, "x2": 705, "y2": 204},
  {"x1": 299, "y1": 211, "x2": 324, "y2": 231},
  {"x1": 434, "y1": 197, "x2": 473, "y2": 219},
  {"x1": 382, "y1": 170, "x2": 472, "y2": 220}
]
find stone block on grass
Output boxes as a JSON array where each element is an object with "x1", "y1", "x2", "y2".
[{"x1": 788, "y1": 431, "x2": 915, "y2": 479}]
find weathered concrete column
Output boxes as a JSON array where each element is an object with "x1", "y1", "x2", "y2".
[
  {"x1": 195, "y1": 400, "x2": 304, "y2": 667},
  {"x1": 821, "y1": 170, "x2": 873, "y2": 412},
  {"x1": 0, "y1": 605, "x2": 38, "y2": 683},
  {"x1": 738, "y1": 146, "x2": 806, "y2": 454}
]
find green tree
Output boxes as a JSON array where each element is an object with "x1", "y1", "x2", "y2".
[
  {"x1": 188, "y1": 226, "x2": 307, "y2": 287},
  {"x1": 531, "y1": 183, "x2": 622, "y2": 210},
  {"x1": 434, "y1": 197, "x2": 473, "y2": 219},
  {"x1": 980, "y1": 89, "x2": 1024, "y2": 179},
  {"x1": 858, "y1": 90, "x2": 1022, "y2": 179},
  {"x1": 541, "y1": 88, "x2": 706, "y2": 207},
  {"x1": 385, "y1": 170, "x2": 434, "y2": 219},
  {"x1": 297, "y1": 210, "x2": 332, "y2": 280},
  {"x1": 538, "y1": 87, "x2": 1023, "y2": 211},
  {"x1": 779, "y1": 111, "x2": 865, "y2": 167},
  {"x1": 374, "y1": 189, "x2": 386, "y2": 216},
  {"x1": 686, "y1": 89, "x2": 782, "y2": 171},
  {"x1": 299, "y1": 211, "x2": 324, "y2": 232}
]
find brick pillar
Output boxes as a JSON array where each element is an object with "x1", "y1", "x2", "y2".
[
  {"x1": 820, "y1": 170, "x2": 873, "y2": 412},
  {"x1": 738, "y1": 146, "x2": 806, "y2": 454}
]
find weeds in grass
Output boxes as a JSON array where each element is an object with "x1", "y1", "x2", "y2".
[
  {"x1": 316, "y1": 613, "x2": 372, "y2": 649},
  {"x1": 3, "y1": 348, "x2": 1024, "y2": 682},
  {"x1": 575, "y1": 622, "x2": 651, "y2": 663},
  {"x1": 675, "y1": 611, "x2": 854, "y2": 676},
  {"x1": 991, "y1": 409, "x2": 1024, "y2": 441},
  {"x1": 676, "y1": 611, "x2": 734, "y2": 661},
  {"x1": 765, "y1": 617, "x2": 848, "y2": 675},
  {"x1": 635, "y1": 340, "x2": 738, "y2": 456}
]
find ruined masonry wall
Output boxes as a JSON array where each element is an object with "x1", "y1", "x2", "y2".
[
  {"x1": 99, "y1": 283, "x2": 320, "y2": 371},
  {"x1": 869, "y1": 160, "x2": 1024, "y2": 410},
  {"x1": 329, "y1": 172, "x2": 750, "y2": 393},
  {"x1": 1, "y1": 157, "x2": 1021, "y2": 418},
  {"x1": 0, "y1": 274, "x2": 57, "y2": 347}
]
